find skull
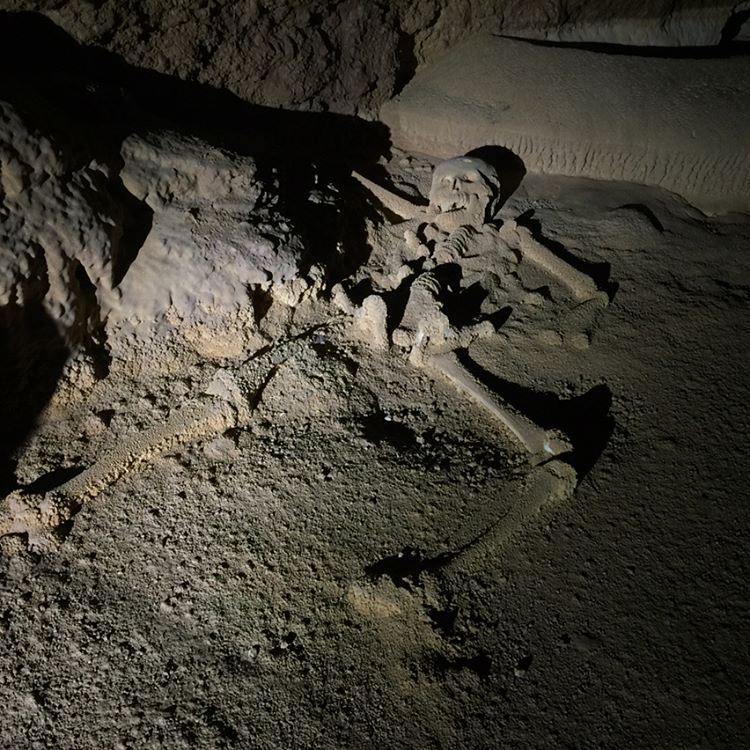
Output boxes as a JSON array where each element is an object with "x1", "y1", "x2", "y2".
[{"x1": 428, "y1": 156, "x2": 501, "y2": 228}]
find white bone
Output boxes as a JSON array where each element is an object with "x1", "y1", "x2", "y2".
[
  {"x1": 429, "y1": 156, "x2": 501, "y2": 226},
  {"x1": 424, "y1": 351, "x2": 571, "y2": 459},
  {"x1": 351, "y1": 171, "x2": 425, "y2": 220},
  {"x1": 442, "y1": 459, "x2": 578, "y2": 575},
  {"x1": 509, "y1": 221, "x2": 605, "y2": 303},
  {"x1": 0, "y1": 334, "x2": 321, "y2": 553}
]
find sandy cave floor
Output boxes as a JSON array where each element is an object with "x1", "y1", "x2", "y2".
[{"x1": 1, "y1": 155, "x2": 750, "y2": 748}]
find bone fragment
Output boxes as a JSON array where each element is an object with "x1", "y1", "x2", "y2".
[
  {"x1": 0, "y1": 333, "x2": 319, "y2": 553},
  {"x1": 511, "y1": 221, "x2": 604, "y2": 303},
  {"x1": 424, "y1": 351, "x2": 571, "y2": 459},
  {"x1": 0, "y1": 399, "x2": 237, "y2": 552},
  {"x1": 443, "y1": 459, "x2": 577, "y2": 576},
  {"x1": 351, "y1": 171, "x2": 426, "y2": 220}
]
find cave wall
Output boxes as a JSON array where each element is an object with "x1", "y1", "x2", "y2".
[{"x1": 5, "y1": 0, "x2": 748, "y2": 117}]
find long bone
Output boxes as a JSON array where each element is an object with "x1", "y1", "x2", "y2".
[
  {"x1": 0, "y1": 331, "x2": 324, "y2": 553},
  {"x1": 435, "y1": 457, "x2": 577, "y2": 580},
  {"x1": 392, "y1": 271, "x2": 573, "y2": 463},
  {"x1": 352, "y1": 171, "x2": 425, "y2": 220},
  {"x1": 507, "y1": 220, "x2": 605, "y2": 304},
  {"x1": 422, "y1": 350, "x2": 571, "y2": 461}
]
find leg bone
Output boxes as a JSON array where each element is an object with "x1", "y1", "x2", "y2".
[
  {"x1": 0, "y1": 333, "x2": 322, "y2": 554},
  {"x1": 510, "y1": 221, "x2": 606, "y2": 304},
  {"x1": 442, "y1": 459, "x2": 578, "y2": 576},
  {"x1": 424, "y1": 351, "x2": 571, "y2": 460}
]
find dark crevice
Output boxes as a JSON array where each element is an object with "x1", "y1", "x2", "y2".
[
  {"x1": 111, "y1": 178, "x2": 153, "y2": 287},
  {"x1": 249, "y1": 286, "x2": 274, "y2": 326},
  {"x1": 467, "y1": 145, "x2": 527, "y2": 209},
  {"x1": 433, "y1": 651, "x2": 493, "y2": 678},
  {"x1": 721, "y1": 10, "x2": 750, "y2": 45},
  {"x1": 72, "y1": 260, "x2": 111, "y2": 379},
  {"x1": 0, "y1": 303, "x2": 69, "y2": 490},
  {"x1": 359, "y1": 413, "x2": 417, "y2": 450},
  {"x1": 505, "y1": 34, "x2": 750, "y2": 58},
  {"x1": 393, "y1": 27, "x2": 419, "y2": 97}
]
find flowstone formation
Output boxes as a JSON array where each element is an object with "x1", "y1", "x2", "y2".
[
  {"x1": 0, "y1": 101, "x2": 125, "y2": 349},
  {"x1": 382, "y1": 34, "x2": 750, "y2": 214},
  {"x1": 0, "y1": 100, "x2": 307, "y2": 372}
]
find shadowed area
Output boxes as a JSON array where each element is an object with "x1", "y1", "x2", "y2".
[{"x1": 0, "y1": 305, "x2": 69, "y2": 495}]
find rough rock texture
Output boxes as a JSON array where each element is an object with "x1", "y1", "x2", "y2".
[
  {"x1": 108, "y1": 132, "x2": 305, "y2": 364},
  {"x1": 0, "y1": 100, "x2": 124, "y2": 342},
  {"x1": 382, "y1": 35, "x2": 750, "y2": 214},
  {"x1": 5, "y1": 1, "x2": 748, "y2": 117},
  {"x1": 0, "y1": 97, "x2": 308, "y2": 375},
  {"x1": 400, "y1": 0, "x2": 750, "y2": 61}
]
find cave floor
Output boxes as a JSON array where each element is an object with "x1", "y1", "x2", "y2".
[{"x1": 1, "y1": 167, "x2": 749, "y2": 749}]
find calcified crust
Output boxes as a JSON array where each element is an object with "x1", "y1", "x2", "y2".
[
  {"x1": 381, "y1": 35, "x2": 750, "y2": 214},
  {"x1": 351, "y1": 171, "x2": 425, "y2": 220},
  {"x1": 505, "y1": 220, "x2": 605, "y2": 303},
  {"x1": 428, "y1": 156, "x2": 500, "y2": 225}
]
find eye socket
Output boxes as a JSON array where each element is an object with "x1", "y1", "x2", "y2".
[{"x1": 441, "y1": 170, "x2": 480, "y2": 185}]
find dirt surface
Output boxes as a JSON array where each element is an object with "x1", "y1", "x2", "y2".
[{"x1": 2, "y1": 153, "x2": 749, "y2": 747}]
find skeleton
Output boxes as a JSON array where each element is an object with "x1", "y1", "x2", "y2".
[
  {"x1": 353, "y1": 157, "x2": 604, "y2": 303},
  {"x1": 349, "y1": 154, "x2": 609, "y2": 467},
  {"x1": 0, "y1": 153, "x2": 604, "y2": 556}
]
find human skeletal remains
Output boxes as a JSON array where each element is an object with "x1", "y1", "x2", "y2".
[
  {"x1": 347, "y1": 154, "x2": 609, "y2": 464},
  {"x1": 0, "y1": 330, "x2": 327, "y2": 553},
  {"x1": 428, "y1": 156, "x2": 502, "y2": 228},
  {"x1": 0, "y1": 150, "x2": 606, "y2": 555}
]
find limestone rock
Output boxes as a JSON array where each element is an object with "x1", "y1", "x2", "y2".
[
  {"x1": 382, "y1": 35, "x2": 750, "y2": 214},
  {"x1": 20, "y1": 0, "x2": 745, "y2": 120},
  {"x1": 106, "y1": 132, "x2": 306, "y2": 364},
  {"x1": 0, "y1": 100, "x2": 125, "y2": 341}
]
